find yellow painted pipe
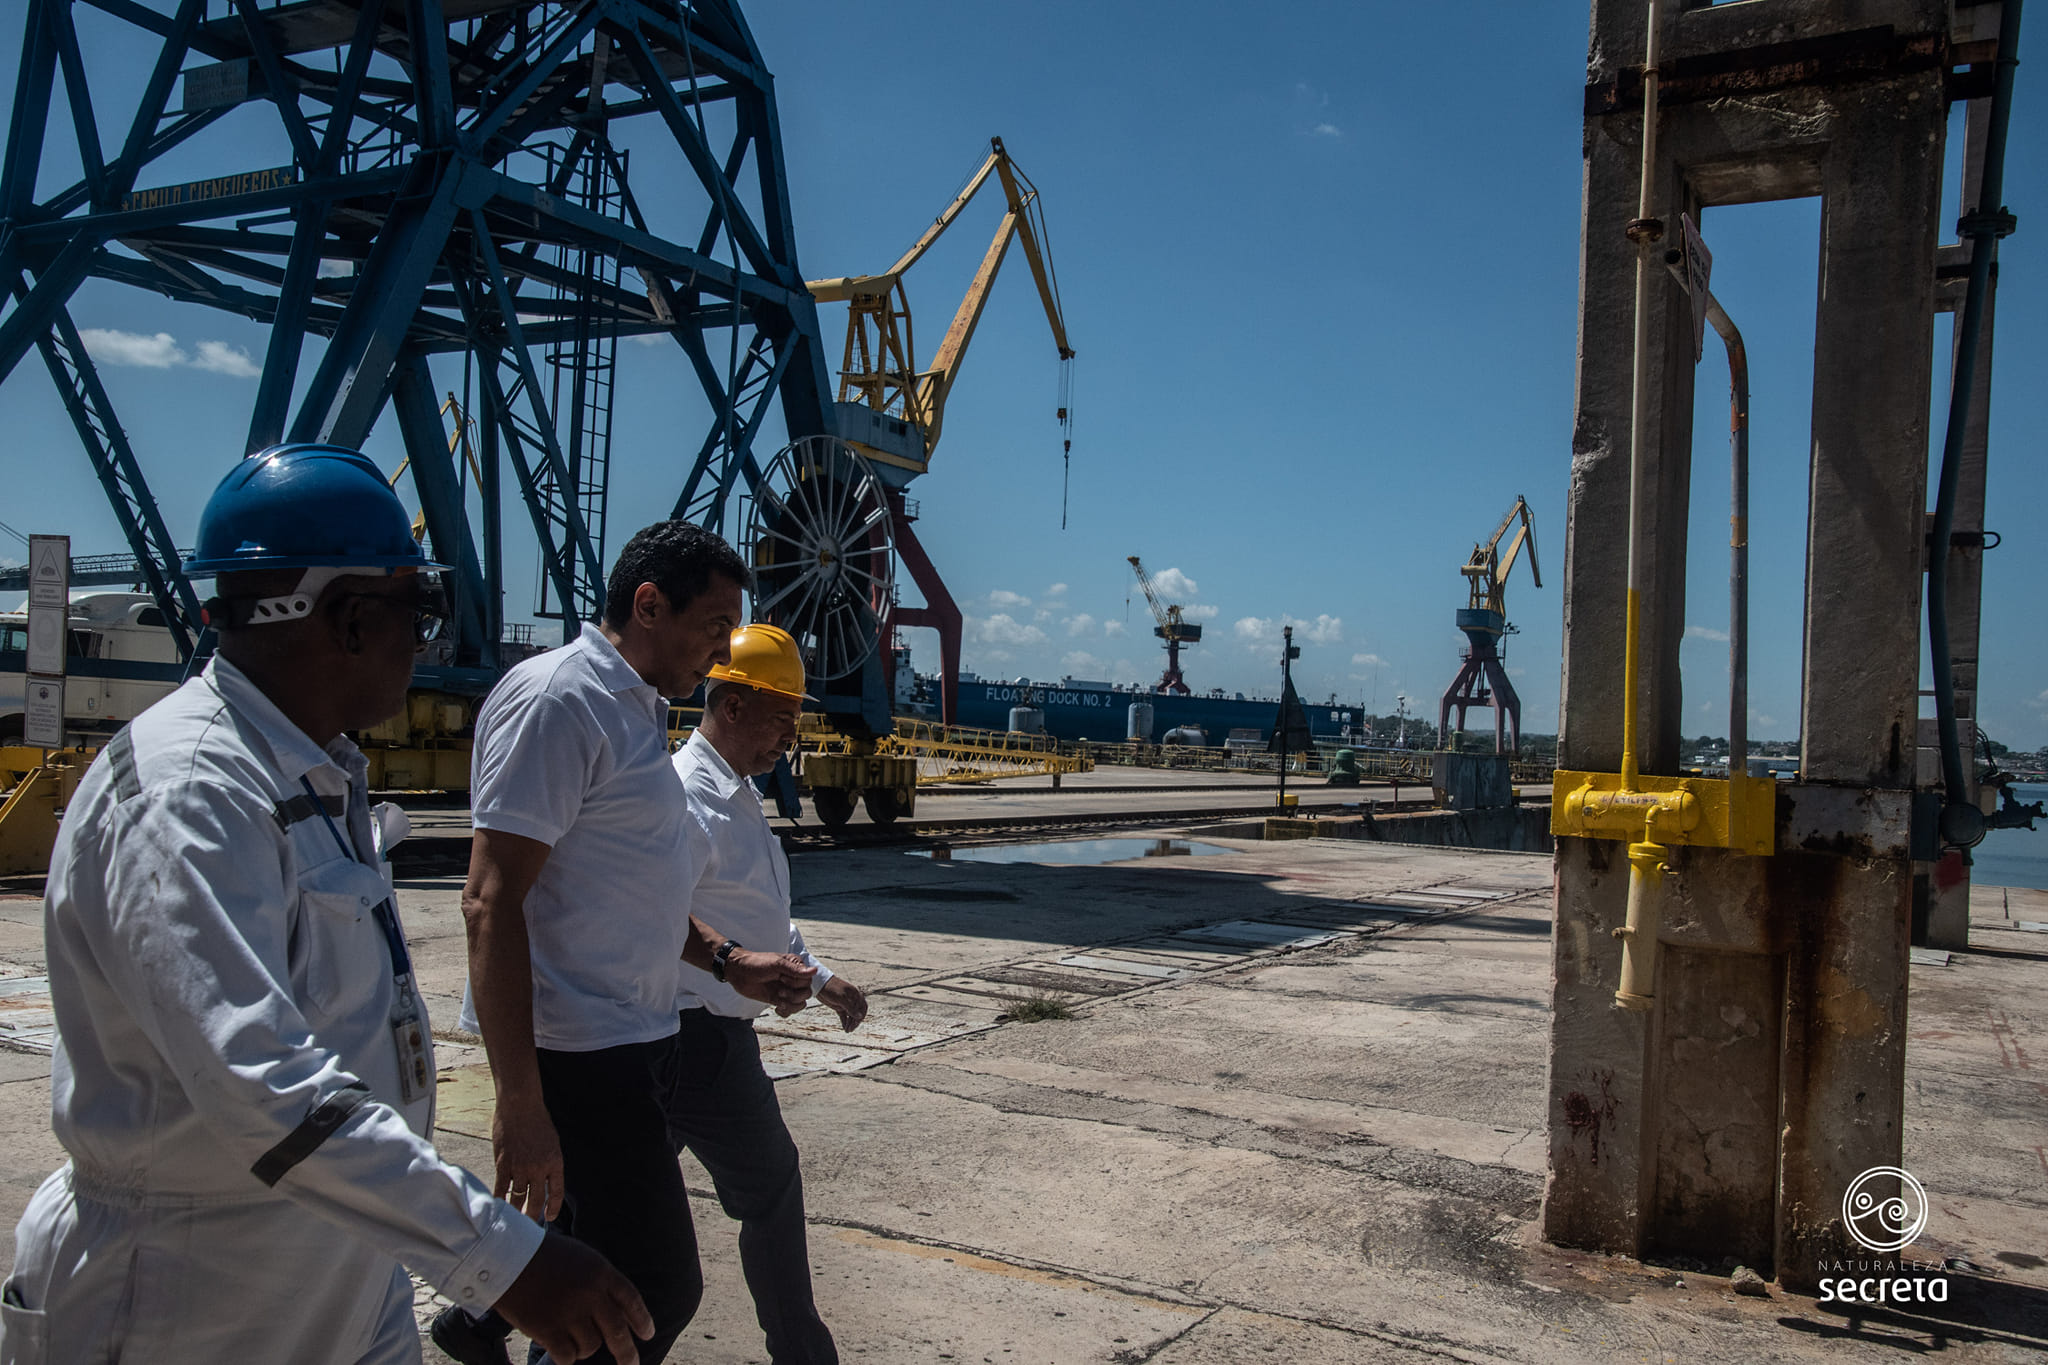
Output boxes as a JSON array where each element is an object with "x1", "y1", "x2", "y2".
[{"x1": 1614, "y1": 839, "x2": 1668, "y2": 1011}]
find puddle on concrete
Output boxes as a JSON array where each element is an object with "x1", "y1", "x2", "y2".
[{"x1": 910, "y1": 838, "x2": 1238, "y2": 866}]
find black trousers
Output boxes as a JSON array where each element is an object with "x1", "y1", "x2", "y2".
[
  {"x1": 662, "y1": 1008, "x2": 838, "y2": 1365},
  {"x1": 531, "y1": 1037, "x2": 702, "y2": 1365}
]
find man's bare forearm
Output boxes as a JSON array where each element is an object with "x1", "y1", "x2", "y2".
[
  {"x1": 464, "y1": 831, "x2": 549, "y2": 1106},
  {"x1": 682, "y1": 913, "x2": 727, "y2": 971}
]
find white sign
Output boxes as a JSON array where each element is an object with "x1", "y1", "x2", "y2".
[
  {"x1": 1681, "y1": 213, "x2": 1713, "y2": 363},
  {"x1": 27, "y1": 534, "x2": 68, "y2": 610},
  {"x1": 26, "y1": 609, "x2": 64, "y2": 675},
  {"x1": 23, "y1": 677, "x2": 64, "y2": 748}
]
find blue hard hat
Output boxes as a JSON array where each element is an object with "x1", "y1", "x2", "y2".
[{"x1": 183, "y1": 444, "x2": 446, "y2": 577}]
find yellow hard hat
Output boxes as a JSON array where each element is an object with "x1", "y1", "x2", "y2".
[{"x1": 708, "y1": 622, "x2": 812, "y2": 701}]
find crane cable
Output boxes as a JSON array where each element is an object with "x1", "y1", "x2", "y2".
[{"x1": 1024, "y1": 173, "x2": 1076, "y2": 532}]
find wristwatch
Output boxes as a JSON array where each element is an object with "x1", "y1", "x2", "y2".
[{"x1": 711, "y1": 939, "x2": 742, "y2": 983}]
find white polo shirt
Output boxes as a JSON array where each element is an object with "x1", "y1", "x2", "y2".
[
  {"x1": 460, "y1": 624, "x2": 694, "y2": 1051},
  {"x1": 674, "y1": 730, "x2": 831, "y2": 1018}
]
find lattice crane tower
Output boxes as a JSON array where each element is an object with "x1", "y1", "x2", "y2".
[{"x1": 0, "y1": 0, "x2": 844, "y2": 708}]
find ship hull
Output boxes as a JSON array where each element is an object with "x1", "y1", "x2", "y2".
[{"x1": 933, "y1": 679, "x2": 1366, "y2": 746}]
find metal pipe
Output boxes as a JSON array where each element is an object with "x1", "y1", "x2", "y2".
[
  {"x1": 1612, "y1": 0, "x2": 1666, "y2": 1011},
  {"x1": 1706, "y1": 295, "x2": 1749, "y2": 777},
  {"x1": 1619, "y1": 0, "x2": 1664, "y2": 789},
  {"x1": 1928, "y1": 0, "x2": 2022, "y2": 848},
  {"x1": 1614, "y1": 839, "x2": 1668, "y2": 1010}
]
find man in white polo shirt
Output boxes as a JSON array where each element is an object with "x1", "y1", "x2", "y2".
[
  {"x1": 449, "y1": 523, "x2": 814, "y2": 1365},
  {"x1": 667, "y1": 623, "x2": 866, "y2": 1364}
]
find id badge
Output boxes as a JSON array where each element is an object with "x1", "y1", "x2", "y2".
[{"x1": 393, "y1": 1014, "x2": 432, "y2": 1106}]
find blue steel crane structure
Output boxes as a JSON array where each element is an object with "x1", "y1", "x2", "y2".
[{"x1": 0, "y1": 0, "x2": 895, "y2": 728}]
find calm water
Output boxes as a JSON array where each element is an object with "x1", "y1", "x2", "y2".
[
  {"x1": 910, "y1": 838, "x2": 1238, "y2": 866},
  {"x1": 1972, "y1": 783, "x2": 2048, "y2": 890}
]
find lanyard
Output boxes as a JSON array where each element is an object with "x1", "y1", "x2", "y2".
[{"x1": 300, "y1": 776, "x2": 415, "y2": 983}]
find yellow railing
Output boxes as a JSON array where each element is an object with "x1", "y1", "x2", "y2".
[{"x1": 881, "y1": 720, "x2": 1092, "y2": 784}]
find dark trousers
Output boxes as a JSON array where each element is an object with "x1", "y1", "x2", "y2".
[
  {"x1": 662, "y1": 1008, "x2": 838, "y2": 1365},
  {"x1": 531, "y1": 1037, "x2": 703, "y2": 1365}
]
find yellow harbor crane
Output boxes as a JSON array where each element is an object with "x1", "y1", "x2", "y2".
[
  {"x1": 806, "y1": 136, "x2": 1074, "y2": 479},
  {"x1": 1439, "y1": 495, "x2": 1541, "y2": 752}
]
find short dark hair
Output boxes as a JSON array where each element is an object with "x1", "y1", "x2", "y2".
[{"x1": 603, "y1": 520, "x2": 750, "y2": 627}]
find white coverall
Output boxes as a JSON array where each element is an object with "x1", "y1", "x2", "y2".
[{"x1": 0, "y1": 659, "x2": 542, "y2": 1365}]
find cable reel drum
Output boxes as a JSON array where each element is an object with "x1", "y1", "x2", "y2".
[
  {"x1": 744, "y1": 434, "x2": 895, "y2": 683},
  {"x1": 745, "y1": 436, "x2": 913, "y2": 828}
]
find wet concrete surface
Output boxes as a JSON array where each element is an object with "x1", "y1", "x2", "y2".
[{"x1": 0, "y1": 830, "x2": 2042, "y2": 1362}]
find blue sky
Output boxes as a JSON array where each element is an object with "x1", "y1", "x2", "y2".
[{"x1": 3, "y1": 2, "x2": 2044, "y2": 749}]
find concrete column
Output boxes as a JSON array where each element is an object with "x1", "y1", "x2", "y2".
[{"x1": 1549, "y1": 0, "x2": 1949, "y2": 1296}]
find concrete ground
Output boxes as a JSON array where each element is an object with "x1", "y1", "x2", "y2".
[{"x1": 0, "y1": 823, "x2": 2044, "y2": 1363}]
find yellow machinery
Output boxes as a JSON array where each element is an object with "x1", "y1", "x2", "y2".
[
  {"x1": 0, "y1": 745, "x2": 94, "y2": 876},
  {"x1": 787, "y1": 717, "x2": 1092, "y2": 824}
]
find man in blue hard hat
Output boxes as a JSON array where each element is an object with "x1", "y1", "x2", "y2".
[{"x1": 1, "y1": 445, "x2": 654, "y2": 1364}]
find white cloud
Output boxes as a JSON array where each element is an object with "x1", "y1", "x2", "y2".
[
  {"x1": 628, "y1": 332, "x2": 668, "y2": 347},
  {"x1": 1311, "y1": 122, "x2": 1342, "y2": 137},
  {"x1": 1109, "y1": 658, "x2": 1142, "y2": 685},
  {"x1": 81, "y1": 329, "x2": 181, "y2": 368},
  {"x1": 80, "y1": 327, "x2": 261, "y2": 379},
  {"x1": 1066, "y1": 613, "x2": 1097, "y2": 637},
  {"x1": 988, "y1": 589, "x2": 1031, "y2": 609},
  {"x1": 190, "y1": 340, "x2": 260, "y2": 378},
  {"x1": 1235, "y1": 613, "x2": 1343, "y2": 648},
  {"x1": 1298, "y1": 615, "x2": 1342, "y2": 645},
  {"x1": 1351, "y1": 652, "x2": 1387, "y2": 669},
  {"x1": 1685, "y1": 624, "x2": 1730, "y2": 643},
  {"x1": 1061, "y1": 651, "x2": 1103, "y2": 675},
  {"x1": 1149, "y1": 567, "x2": 1198, "y2": 600},
  {"x1": 1183, "y1": 603, "x2": 1219, "y2": 620},
  {"x1": 317, "y1": 259, "x2": 355, "y2": 278},
  {"x1": 979, "y1": 613, "x2": 1046, "y2": 646},
  {"x1": 1104, "y1": 620, "x2": 1127, "y2": 638},
  {"x1": 1045, "y1": 582, "x2": 1068, "y2": 599}
]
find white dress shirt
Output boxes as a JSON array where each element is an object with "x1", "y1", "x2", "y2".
[
  {"x1": 6, "y1": 657, "x2": 540, "y2": 1362},
  {"x1": 674, "y1": 731, "x2": 831, "y2": 1018},
  {"x1": 461, "y1": 624, "x2": 695, "y2": 1051}
]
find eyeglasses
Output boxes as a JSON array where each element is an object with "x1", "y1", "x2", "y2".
[{"x1": 335, "y1": 591, "x2": 447, "y2": 645}]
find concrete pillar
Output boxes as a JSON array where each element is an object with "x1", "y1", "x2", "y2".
[{"x1": 1548, "y1": 0, "x2": 1951, "y2": 1294}]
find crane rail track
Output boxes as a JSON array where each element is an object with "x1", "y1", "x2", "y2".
[
  {"x1": 778, "y1": 797, "x2": 1445, "y2": 854},
  {"x1": 361, "y1": 796, "x2": 1450, "y2": 877}
]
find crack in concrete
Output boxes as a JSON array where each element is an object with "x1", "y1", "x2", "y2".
[
  {"x1": 800, "y1": 1214, "x2": 1515, "y2": 1364},
  {"x1": 859, "y1": 1066, "x2": 1544, "y2": 1211}
]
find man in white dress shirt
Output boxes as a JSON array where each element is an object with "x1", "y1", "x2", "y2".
[
  {"x1": 446, "y1": 523, "x2": 813, "y2": 1365},
  {"x1": 669, "y1": 623, "x2": 866, "y2": 1364}
]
